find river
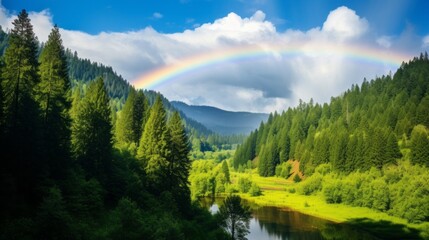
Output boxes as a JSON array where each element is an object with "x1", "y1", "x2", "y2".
[{"x1": 200, "y1": 198, "x2": 378, "y2": 240}]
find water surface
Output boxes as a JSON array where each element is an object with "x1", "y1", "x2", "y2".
[{"x1": 201, "y1": 198, "x2": 378, "y2": 240}]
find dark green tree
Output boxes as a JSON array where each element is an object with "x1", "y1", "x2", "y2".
[
  {"x1": 167, "y1": 111, "x2": 192, "y2": 210},
  {"x1": 115, "y1": 88, "x2": 136, "y2": 145},
  {"x1": 37, "y1": 25, "x2": 71, "y2": 179},
  {"x1": 385, "y1": 131, "x2": 402, "y2": 163},
  {"x1": 1, "y1": 9, "x2": 42, "y2": 214},
  {"x1": 222, "y1": 160, "x2": 231, "y2": 183},
  {"x1": 410, "y1": 125, "x2": 429, "y2": 166},
  {"x1": 137, "y1": 95, "x2": 171, "y2": 191},
  {"x1": 132, "y1": 90, "x2": 149, "y2": 145},
  {"x1": 330, "y1": 129, "x2": 348, "y2": 171},
  {"x1": 218, "y1": 195, "x2": 252, "y2": 240},
  {"x1": 71, "y1": 77, "x2": 113, "y2": 184}
]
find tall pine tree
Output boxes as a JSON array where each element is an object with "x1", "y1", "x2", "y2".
[
  {"x1": 115, "y1": 88, "x2": 136, "y2": 145},
  {"x1": 115, "y1": 88, "x2": 149, "y2": 148},
  {"x1": 72, "y1": 77, "x2": 113, "y2": 185},
  {"x1": 132, "y1": 90, "x2": 149, "y2": 145},
  {"x1": 37, "y1": 25, "x2": 71, "y2": 179},
  {"x1": 137, "y1": 95, "x2": 171, "y2": 192},
  {"x1": 410, "y1": 125, "x2": 429, "y2": 167},
  {"x1": 167, "y1": 111, "x2": 192, "y2": 211},
  {"x1": 1, "y1": 9, "x2": 42, "y2": 214}
]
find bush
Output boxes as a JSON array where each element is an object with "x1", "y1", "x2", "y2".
[
  {"x1": 249, "y1": 183, "x2": 262, "y2": 196},
  {"x1": 298, "y1": 173, "x2": 322, "y2": 195},
  {"x1": 293, "y1": 174, "x2": 301, "y2": 183},
  {"x1": 315, "y1": 163, "x2": 332, "y2": 176},
  {"x1": 237, "y1": 177, "x2": 252, "y2": 193},
  {"x1": 324, "y1": 179, "x2": 342, "y2": 204},
  {"x1": 275, "y1": 162, "x2": 292, "y2": 178}
]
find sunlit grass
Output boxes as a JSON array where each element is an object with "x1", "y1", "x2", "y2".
[{"x1": 229, "y1": 170, "x2": 427, "y2": 234}]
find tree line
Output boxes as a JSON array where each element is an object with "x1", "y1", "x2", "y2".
[
  {"x1": 234, "y1": 53, "x2": 429, "y2": 175},
  {"x1": 0, "y1": 10, "x2": 227, "y2": 239},
  {"x1": 233, "y1": 53, "x2": 429, "y2": 223}
]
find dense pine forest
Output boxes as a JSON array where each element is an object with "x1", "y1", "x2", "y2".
[
  {"x1": 2, "y1": 7, "x2": 429, "y2": 240},
  {"x1": 0, "y1": 10, "x2": 228, "y2": 239},
  {"x1": 233, "y1": 53, "x2": 429, "y2": 223}
]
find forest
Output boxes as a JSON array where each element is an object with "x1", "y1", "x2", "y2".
[
  {"x1": 231, "y1": 52, "x2": 429, "y2": 223},
  {"x1": 0, "y1": 10, "x2": 230, "y2": 239},
  {"x1": 2, "y1": 8, "x2": 429, "y2": 240}
]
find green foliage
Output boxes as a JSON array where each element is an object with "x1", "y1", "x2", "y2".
[
  {"x1": 167, "y1": 111, "x2": 192, "y2": 212},
  {"x1": 71, "y1": 77, "x2": 113, "y2": 185},
  {"x1": 293, "y1": 174, "x2": 301, "y2": 183},
  {"x1": 298, "y1": 172, "x2": 322, "y2": 195},
  {"x1": 221, "y1": 160, "x2": 231, "y2": 183},
  {"x1": 410, "y1": 125, "x2": 429, "y2": 166},
  {"x1": 115, "y1": 88, "x2": 149, "y2": 148},
  {"x1": 0, "y1": 15, "x2": 227, "y2": 239},
  {"x1": 66, "y1": 49, "x2": 130, "y2": 100},
  {"x1": 237, "y1": 177, "x2": 252, "y2": 193},
  {"x1": 218, "y1": 195, "x2": 252, "y2": 240},
  {"x1": 1, "y1": 9, "x2": 42, "y2": 215},
  {"x1": 137, "y1": 95, "x2": 171, "y2": 190},
  {"x1": 323, "y1": 179, "x2": 343, "y2": 204},
  {"x1": 275, "y1": 162, "x2": 292, "y2": 178},
  {"x1": 234, "y1": 55, "x2": 429, "y2": 177},
  {"x1": 36, "y1": 186, "x2": 74, "y2": 239},
  {"x1": 249, "y1": 183, "x2": 262, "y2": 196},
  {"x1": 109, "y1": 198, "x2": 147, "y2": 240},
  {"x1": 37, "y1": 25, "x2": 72, "y2": 180}
]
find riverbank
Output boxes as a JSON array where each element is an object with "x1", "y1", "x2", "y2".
[{"x1": 230, "y1": 171, "x2": 429, "y2": 239}]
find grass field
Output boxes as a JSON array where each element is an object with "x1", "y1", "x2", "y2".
[{"x1": 230, "y1": 170, "x2": 429, "y2": 239}]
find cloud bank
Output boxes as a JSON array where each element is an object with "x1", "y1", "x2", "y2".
[{"x1": 0, "y1": 5, "x2": 425, "y2": 113}]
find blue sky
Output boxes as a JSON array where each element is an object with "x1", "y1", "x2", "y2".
[
  {"x1": 4, "y1": 0, "x2": 429, "y2": 35},
  {"x1": 1, "y1": 0, "x2": 429, "y2": 112}
]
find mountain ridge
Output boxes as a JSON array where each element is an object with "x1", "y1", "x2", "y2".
[{"x1": 171, "y1": 101, "x2": 269, "y2": 135}]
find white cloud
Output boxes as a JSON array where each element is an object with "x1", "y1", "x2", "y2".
[
  {"x1": 153, "y1": 12, "x2": 163, "y2": 19},
  {"x1": 377, "y1": 36, "x2": 392, "y2": 48},
  {"x1": 0, "y1": 5, "x2": 422, "y2": 113},
  {"x1": 322, "y1": 6, "x2": 368, "y2": 41}
]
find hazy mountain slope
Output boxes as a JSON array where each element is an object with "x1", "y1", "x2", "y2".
[{"x1": 171, "y1": 101, "x2": 269, "y2": 135}]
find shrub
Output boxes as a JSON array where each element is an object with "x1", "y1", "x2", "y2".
[
  {"x1": 298, "y1": 173, "x2": 322, "y2": 195},
  {"x1": 324, "y1": 179, "x2": 342, "y2": 204},
  {"x1": 293, "y1": 174, "x2": 301, "y2": 183},
  {"x1": 249, "y1": 183, "x2": 262, "y2": 196},
  {"x1": 237, "y1": 177, "x2": 252, "y2": 193}
]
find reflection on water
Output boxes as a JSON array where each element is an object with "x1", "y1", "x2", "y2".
[{"x1": 201, "y1": 198, "x2": 378, "y2": 240}]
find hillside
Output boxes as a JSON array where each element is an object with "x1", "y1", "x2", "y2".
[
  {"x1": 231, "y1": 54, "x2": 429, "y2": 223},
  {"x1": 171, "y1": 101, "x2": 269, "y2": 135},
  {"x1": 65, "y1": 51, "x2": 214, "y2": 139}
]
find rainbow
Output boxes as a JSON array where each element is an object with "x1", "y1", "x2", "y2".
[{"x1": 132, "y1": 42, "x2": 413, "y2": 90}]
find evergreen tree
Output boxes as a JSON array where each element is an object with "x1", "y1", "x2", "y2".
[
  {"x1": 72, "y1": 77, "x2": 113, "y2": 185},
  {"x1": 115, "y1": 88, "x2": 149, "y2": 147},
  {"x1": 385, "y1": 131, "x2": 402, "y2": 163},
  {"x1": 37, "y1": 25, "x2": 71, "y2": 179},
  {"x1": 167, "y1": 111, "x2": 192, "y2": 211},
  {"x1": 115, "y1": 88, "x2": 136, "y2": 145},
  {"x1": 330, "y1": 129, "x2": 348, "y2": 171},
  {"x1": 137, "y1": 95, "x2": 171, "y2": 191},
  {"x1": 410, "y1": 125, "x2": 429, "y2": 167},
  {"x1": 366, "y1": 127, "x2": 388, "y2": 169},
  {"x1": 132, "y1": 90, "x2": 149, "y2": 145},
  {"x1": 1, "y1": 9, "x2": 42, "y2": 214},
  {"x1": 222, "y1": 160, "x2": 230, "y2": 183}
]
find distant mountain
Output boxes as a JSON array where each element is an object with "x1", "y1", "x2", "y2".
[{"x1": 171, "y1": 101, "x2": 269, "y2": 135}]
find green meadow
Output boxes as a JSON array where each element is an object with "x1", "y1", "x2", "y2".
[{"x1": 228, "y1": 170, "x2": 429, "y2": 239}]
